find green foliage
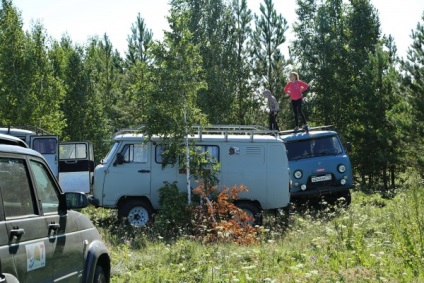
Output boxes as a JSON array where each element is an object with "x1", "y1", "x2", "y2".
[
  {"x1": 0, "y1": 0, "x2": 65, "y2": 133},
  {"x1": 143, "y1": 6, "x2": 206, "y2": 140},
  {"x1": 154, "y1": 182, "x2": 192, "y2": 239},
  {"x1": 0, "y1": 0, "x2": 422, "y2": 194},
  {"x1": 402, "y1": 13, "x2": 424, "y2": 176},
  {"x1": 230, "y1": 0, "x2": 255, "y2": 124},
  {"x1": 126, "y1": 13, "x2": 153, "y2": 66},
  {"x1": 83, "y1": 185, "x2": 424, "y2": 282}
]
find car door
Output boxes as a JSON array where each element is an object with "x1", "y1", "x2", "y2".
[
  {"x1": 0, "y1": 155, "x2": 53, "y2": 283},
  {"x1": 30, "y1": 136, "x2": 59, "y2": 179},
  {"x1": 0, "y1": 188, "x2": 17, "y2": 281},
  {"x1": 103, "y1": 142, "x2": 151, "y2": 205},
  {"x1": 29, "y1": 158, "x2": 84, "y2": 282},
  {"x1": 59, "y1": 142, "x2": 95, "y2": 193}
]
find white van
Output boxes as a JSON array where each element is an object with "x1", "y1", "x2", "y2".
[
  {"x1": 0, "y1": 127, "x2": 59, "y2": 178},
  {"x1": 89, "y1": 125, "x2": 291, "y2": 226},
  {"x1": 0, "y1": 126, "x2": 94, "y2": 193}
]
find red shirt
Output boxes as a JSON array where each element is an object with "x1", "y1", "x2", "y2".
[{"x1": 284, "y1": 80, "x2": 309, "y2": 101}]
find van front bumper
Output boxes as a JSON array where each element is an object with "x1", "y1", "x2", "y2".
[{"x1": 290, "y1": 184, "x2": 355, "y2": 200}]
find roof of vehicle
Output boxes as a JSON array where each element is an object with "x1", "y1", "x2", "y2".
[
  {"x1": 280, "y1": 130, "x2": 339, "y2": 143},
  {"x1": 0, "y1": 144, "x2": 43, "y2": 157},
  {"x1": 0, "y1": 127, "x2": 36, "y2": 136},
  {"x1": 0, "y1": 134, "x2": 29, "y2": 148},
  {"x1": 113, "y1": 133, "x2": 284, "y2": 143}
]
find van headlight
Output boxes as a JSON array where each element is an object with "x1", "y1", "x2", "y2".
[
  {"x1": 294, "y1": 170, "x2": 303, "y2": 179},
  {"x1": 338, "y1": 164, "x2": 346, "y2": 173}
]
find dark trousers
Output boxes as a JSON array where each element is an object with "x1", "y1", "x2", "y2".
[
  {"x1": 269, "y1": 112, "x2": 279, "y2": 131},
  {"x1": 291, "y1": 98, "x2": 307, "y2": 127}
]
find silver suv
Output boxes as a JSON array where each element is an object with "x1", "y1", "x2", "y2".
[{"x1": 0, "y1": 144, "x2": 110, "y2": 283}]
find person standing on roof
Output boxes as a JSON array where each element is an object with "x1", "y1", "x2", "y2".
[
  {"x1": 263, "y1": 89, "x2": 280, "y2": 131},
  {"x1": 284, "y1": 72, "x2": 309, "y2": 131}
]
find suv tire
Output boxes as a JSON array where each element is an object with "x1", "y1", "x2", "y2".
[{"x1": 93, "y1": 265, "x2": 107, "y2": 283}]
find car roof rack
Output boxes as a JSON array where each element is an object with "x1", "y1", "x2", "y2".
[
  {"x1": 113, "y1": 124, "x2": 279, "y2": 142},
  {"x1": 279, "y1": 125, "x2": 334, "y2": 135}
]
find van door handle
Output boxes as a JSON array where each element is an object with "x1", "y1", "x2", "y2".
[
  {"x1": 65, "y1": 160, "x2": 78, "y2": 164},
  {"x1": 10, "y1": 228, "x2": 25, "y2": 238},
  {"x1": 138, "y1": 169, "x2": 150, "y2": 173}
]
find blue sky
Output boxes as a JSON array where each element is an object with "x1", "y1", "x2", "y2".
[{"x1": 12, "y1": 0, "x2": 424, "y2": 59}]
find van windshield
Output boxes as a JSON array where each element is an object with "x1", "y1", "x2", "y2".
[
  {"x1": 101, "y1": 142, "x2": 119, "y2": 164},
  {"x1": 286, "y1": 135, "x2": 343, "y2": 161}
]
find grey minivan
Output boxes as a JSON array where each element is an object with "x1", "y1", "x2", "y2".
[{"x1": 0, "y1": 144, "x2": 110, "y2": 283}]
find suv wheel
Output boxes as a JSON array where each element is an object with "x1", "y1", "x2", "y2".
[
  {"x1": 119, "y1": 200, "x2": 153, "y2": 227},
  {"x1": 93, "y1": 265, "x2": 107, "y2": 283}
]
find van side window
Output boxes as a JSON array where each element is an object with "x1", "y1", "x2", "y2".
[
  {"x1": 194, "y1": 145, "x2": 220, "y2": 163},
  {"x1": 0, "y1": 158, "x2": 37, "y2": 218},
  {"x1": 121, "y1": 144, "x2": 148, "y2": 163},
  {"x1": 155, "y1": 145, "x2": 176, "y2": 164},
  {"x1": 60, "y1": 143, "x2": 87, "y2": 159},
  {"x1": 30, "y1": 160, "x2": 60, "y2": 214},
  {"x1": 32, "y1": 138, "x2": 57, "y2": 154}
]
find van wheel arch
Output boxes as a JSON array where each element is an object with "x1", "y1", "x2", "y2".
[
  {"x1": 117, "y1": 197, "x2": 154, "y2": 227},
  {"x1": 234, "y1": 200, "x2": 262, "y2": 226}
]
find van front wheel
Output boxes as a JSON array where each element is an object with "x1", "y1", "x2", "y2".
[{"x1": 119, "y1": 200, "x2": 153, "y2": 227}]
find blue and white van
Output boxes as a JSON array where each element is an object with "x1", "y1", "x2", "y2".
[{"x1": 280, "y1": 126, "x2": 354, "y2": 204}]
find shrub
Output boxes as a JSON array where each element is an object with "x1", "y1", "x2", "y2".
[
  {"x1": 154, "y1": 182, "x2": 193, "y2": 239},
  {"x1": 192, "y1": 183, "x2": 260, "y2": 245}
]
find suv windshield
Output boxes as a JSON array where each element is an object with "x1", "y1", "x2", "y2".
[{"x1": 286, "y1": 135, "x2": 343, "y2": 161}]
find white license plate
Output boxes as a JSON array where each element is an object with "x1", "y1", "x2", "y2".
[{"x1": 311, "y1": 174, "x2": 332, "y2": 183}]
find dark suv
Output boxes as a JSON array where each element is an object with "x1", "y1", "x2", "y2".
[{"x1": 0, "y1": 144, "x2": 110, "y2": 283}]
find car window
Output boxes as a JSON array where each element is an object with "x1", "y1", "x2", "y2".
[
  {"x1": 155, "y1": 145, "x2": 176, "y2": 164},
  {"x1": 59, "y1": 143, "x2": 87, "y2": 159},
  {"x1": 194, "y1": 145, "x2": 219, "y2": 163},
  {"x1": 121, "y1": 144, "x2": 148, "y2": 163},
  {"x1": 0, "y1": 158, "x2": 37, "y2": 218},
  {"x1": 32, "y1": 138, "x2": 57, "y2": 154},
  {"x1": 30, "y1": 160, "x2": 60, "y2": 214}
]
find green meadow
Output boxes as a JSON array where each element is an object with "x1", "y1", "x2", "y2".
[{"x1": 84, "y1": 181, "x2": 424, "y2": 282}]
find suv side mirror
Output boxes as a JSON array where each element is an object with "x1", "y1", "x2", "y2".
[
  {"x1": 64, "y1": 192, "x2": 88, "y2": 209},
  {"x1": 345, "y1": 142, "x2": 352, "y2": 153}
]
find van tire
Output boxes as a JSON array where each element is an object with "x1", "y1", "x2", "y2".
[
  {"x1": 235, "y1": 202, "x2": 262, "y2": 226},
  {"x1": 336, "y1": 191, "x2": 351, "y2": 206},
  {"x1": 119, "y1": 200, "x2": 153, "y2": 227}
]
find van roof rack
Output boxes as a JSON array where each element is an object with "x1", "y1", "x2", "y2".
[
  {"x1": 279, "y1": 125, "x2": 334, "y2": 135},
  {"x1": 0, "y1": 125, "x2": 53, "y2": 136},
  {"x1": 113, "y1": 124, "x2": 279, "y2": 142}
]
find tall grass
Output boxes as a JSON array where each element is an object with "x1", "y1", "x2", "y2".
[{"x1": 83, "y1": 183, "x2": 424, "y2": 282}]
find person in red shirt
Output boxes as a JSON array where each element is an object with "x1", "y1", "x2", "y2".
[{"x1": 284, "y1": 72, "x2": 309, "y2": 131}]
